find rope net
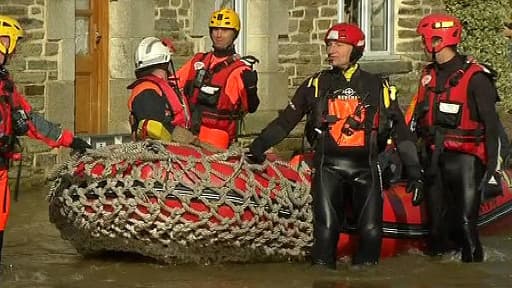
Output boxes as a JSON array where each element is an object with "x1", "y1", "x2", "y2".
[{"x1": 48, "y1": 140, "x2": 313, "y2": 264}]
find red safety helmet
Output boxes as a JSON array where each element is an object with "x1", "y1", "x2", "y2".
[
  {"x1": 416, "y1": 13, "x2": 462, "y2": 53},
  {"x1": 324, "y1": 23, "x2": 365, "y2": 62}
]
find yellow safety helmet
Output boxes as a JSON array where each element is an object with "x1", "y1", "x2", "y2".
[
  {"x1": 0, "y1": 15, "x2": 24, "y2": 55},
  {"x1": 209, "y1": 8, "x2": 240, "y2": 32}
]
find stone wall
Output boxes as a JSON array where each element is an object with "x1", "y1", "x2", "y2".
[
  {"x1": 154, "y1": 0, "x2": 194, "y2": 66},
  {"x1": 1, "y1": 0, "x2": 51, "y2": 109},
  {"x1": 0, "y1": 0, "x2": 72, "y2": 178},
  {"x1": 279, "y1": 0, "x2": 335, "y2": 98},
  {"x1": 277, "y1": 0, "x2": 448, "y2": 106},
  {"x1": 278, "y1": 0, "x2": 444, "y2": 97},
  {"x1": 393, "y1": 0, "x2": 447, "y2": 99},
  {"x1": 1, "y1": 0, "x2": 454, "y2": 177}
]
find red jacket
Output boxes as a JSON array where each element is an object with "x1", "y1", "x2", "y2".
[{"x1": 0, "y1": 77, "x2": 74, "y2": 158}]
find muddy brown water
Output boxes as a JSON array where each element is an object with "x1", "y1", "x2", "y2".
[{"x1": 1, "y1": 184, "x2": 512, "y2": 288}]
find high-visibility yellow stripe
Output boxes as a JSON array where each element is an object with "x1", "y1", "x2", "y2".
[
  {"x1": 343, "y1": 64, "x2": 358, "y2": 81},
  {"x1": 313, "y1": 77, "x2": 319, "y2": 97}
]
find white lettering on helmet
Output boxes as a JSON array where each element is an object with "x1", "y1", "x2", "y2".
[{"x1": 327, "y1": 30, "x2": 339, "y2": 40}]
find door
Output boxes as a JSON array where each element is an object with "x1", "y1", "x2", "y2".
[{"x1": 75, "y1": 0, "x2": 109, "y2": 134}]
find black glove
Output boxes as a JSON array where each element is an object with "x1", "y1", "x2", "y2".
[
  {"x1": 480, "y1": 170, "x2": 503, "y2": 200},
  {"x1": 246, "y1": 142, "x2": 266, "y2": 164},
  {"x1": 242, "y1": 70, "x2": 258, "y2": 88},
  {"x1": 406, "y1": 179, "x2": 424, "y2": 206},
  {"x1": 242, "y1": 70, "x2": 259, "y2": 113},
  {"x1": 246, "y1": 151, "x2": 266, "y2": 164},
  {"x1": 70, "y1": 137, "x2": 92, "y2": 154},
  {"x1": 405, "y1": 165, "x2": 424, "y2": 206}
]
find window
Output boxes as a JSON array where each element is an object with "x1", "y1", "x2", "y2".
[
  {"x1": 214, "y1": 0, "x2": 246, "y2": 55},
  {"x1": 338, "y1": 0, "x2": 394, "y2": 56}
]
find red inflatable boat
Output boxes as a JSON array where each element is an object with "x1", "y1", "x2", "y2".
[{"x1": 47, "y1": 141, "x2": 512, "y2": 263}]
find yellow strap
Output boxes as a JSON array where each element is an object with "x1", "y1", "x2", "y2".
[
  {"x1": 382, "y1": 80, "x2": 390, "y2": 109},
  {"x1": 313, "y1": 77, "x2": 319, "y2": 98},
  {"x1": 307, "y1": 75, "x2": 321, "y2": 98},
  {"x1": 137, "y1": 119, "x2": 172, "y2": 142},
  {"x1": 381, "y1": 79, "x2": 398, "y2": 109}
]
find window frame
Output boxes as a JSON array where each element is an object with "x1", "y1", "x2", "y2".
[{"x1": 337, "y1": 0, "x2": 394, "y2": 58}]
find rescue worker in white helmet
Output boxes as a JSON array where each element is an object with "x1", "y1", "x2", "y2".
[
  {"x1": 175, "y1": 8, "x2": 260, "y2": 150},
  {"x1": 0, "y1": 15, "x2": 91, "y2": 263},
  {"x1": 411, "y1": 13, "x2": 505, "y2": 262},
  {"x1": 247, "y1": 23, "x2": 424, "y2": 269},
  {"x1": 127, "y1": 36, "x2": 194, "y2": 144}
]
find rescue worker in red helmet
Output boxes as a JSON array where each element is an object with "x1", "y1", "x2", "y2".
[
  {"x1": 127, "y1": 36, "x2": 194, "y2": 144},
  {"x1": 411, "y1": 13, "x2": 503, "y2": 262},
  {"x1": 0, "y1": 15, "x2": 91, "y2": 262},
  {"x1": 175, "y1": 8, "x2": 260, "y2": 150},
  {"x1": 248, "y1": 23, "x2": 424, "y2": 268}
]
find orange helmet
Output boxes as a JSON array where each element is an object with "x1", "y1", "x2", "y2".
[
  {"x1": 324, "y1": 23, "x2": 365, "y2": 62},
  {"x1": 417, "y1": 13, "x2": 462, "y2": 53}
]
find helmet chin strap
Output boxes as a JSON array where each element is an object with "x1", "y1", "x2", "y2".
[
  {"x1": 0, "y1": 51, "x2": 7, "y2": 66},
  {"x1": 431, "y1": 46, "x2": 437, "y2": 62}
]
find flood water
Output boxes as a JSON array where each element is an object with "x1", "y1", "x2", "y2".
[{"x1": 1, "y1": 182, "x2": 512, "y2": 288}]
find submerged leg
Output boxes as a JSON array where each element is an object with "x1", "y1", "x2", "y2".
[
  {"x1": 444, "y1": 152, "x2": 484, "y2": 262},
  {"x1": 459, "y1": 157, "x2": 484, "y2": 262},
  {"x1": 311, "y1": 163, "x2": 343, "y2": 269},
  {"x1": 351, "y1": 170, "x2": 382, "y2": 265},
  {"x1": 426, "y1": 170, "x2": 451, "y2": 256}
]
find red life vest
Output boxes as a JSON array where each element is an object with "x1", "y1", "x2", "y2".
[
  {"x1": 416, "y1": 63, "x2": 487, "y2": 163},
  {"x1": 184, "y1": 52, "x2": 247, "y2": 142},
  {"x1": 127, "y1": 74, "x2": 191, "y2": 131},
  {"x1": 0, "y1": 80, "x2": 15, "y2": 154}
]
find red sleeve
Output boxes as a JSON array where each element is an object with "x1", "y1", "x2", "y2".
[
  {"x1": 175, "y1": 57, "x2": 194, "y2": 89},
  {"x1": 13, "y1": 88, "x2": 74, "y2": 148},
  {"x1": 225, "y1": 65, "x2": 251, "y2": 110}
]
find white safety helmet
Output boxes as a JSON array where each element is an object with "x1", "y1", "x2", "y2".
[{"x1": 134, "y1": 37, "x2": 172, "y2": 71}]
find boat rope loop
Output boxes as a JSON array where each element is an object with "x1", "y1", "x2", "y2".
[{"x1": 48, "y1": 140, "x2": 313, "y2": 264}]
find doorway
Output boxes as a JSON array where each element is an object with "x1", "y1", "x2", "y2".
[{"x1": 75, "y1": 0, "x2": 109, "y2": 134}]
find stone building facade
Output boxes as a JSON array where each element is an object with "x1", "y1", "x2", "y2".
[{"x1": 1, "y1": 0, "x2": 448, "y2": 177}]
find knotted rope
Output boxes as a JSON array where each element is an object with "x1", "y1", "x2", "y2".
[{"x1": 48, "y1": 140, "x2": 313, "y2": 264}]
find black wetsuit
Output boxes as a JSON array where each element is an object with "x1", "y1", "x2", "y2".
[
  {"x1": 250, "y1": 65, "x2": 422, "y2": 268},
  {"x1": 417, "y1": 54, "x2": 502, "y2": 262}
]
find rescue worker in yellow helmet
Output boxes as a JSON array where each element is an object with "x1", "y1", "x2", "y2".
[
  {"x1": 175, "y1": 8, "x2": 260, "y2": 150},
  {"x1": 0, "y1": 15, "x2": 91, "y2": 262},
  {"x1": 247, "y1": 23, "x2": 424, "y2": 269},
  {"x1": 127, "y1": 36, "x2": 194, "y2": 144}
]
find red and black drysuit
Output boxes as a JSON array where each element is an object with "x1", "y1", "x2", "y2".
[{"x1": 412, "y1": 54, "x2": 502, "y2": 262}]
